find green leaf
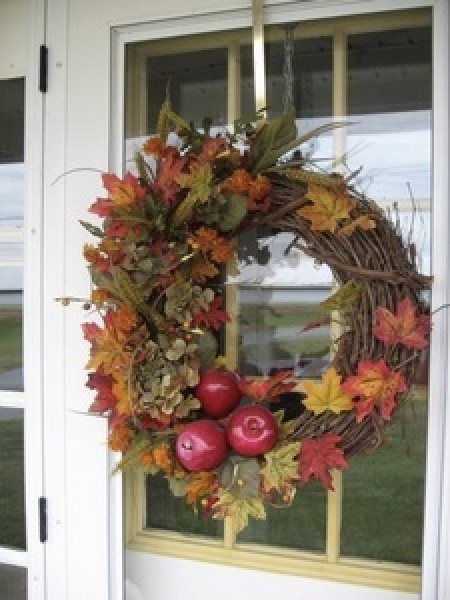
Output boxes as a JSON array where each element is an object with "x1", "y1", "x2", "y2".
[
  {"x1": 156, "y1": 99, "x2": 189, "y2": 141},
  {"x1": 219, "y1": 455, "x2": 260, "y2": 500},
  {"x1": 191, "y1": 329, "x2": 218, "y2": 368},
  {"x1": 172, "y1": 163, "x2": 214, "y2": 226},
  {"x1": 112, "y1": 437, "x2": 150, "y2": 474},
  {"x1": 167, "y1": 476, "x2": 187, "y2": 497},
  {"x1": 261, "y1": 442, "x2": 300, "y2": 493},
  {"x1": 249, "y1": 106, "x2": 296, "y2": 174},
  {"x1": 110, "y1": 266, "x2": 165, "y2": 332},
  {"x1": 88, "y1": 270, "x2": 117, "y2": 298},
  {"x1": 214, "y1": 490, "x2": 266, "y2": 532},
  {"x1": 250, "y1": 116, "x2": 351, "y2": 175},
  {"x1": 79, "y1": 220, "x2": 104, "y2": 238},
  {"x1": 320, "y1": 281, "x2": 363, "y2": 313},
  {"x1": 217, "y1": 193, "x2": 248, "y2": 231}
]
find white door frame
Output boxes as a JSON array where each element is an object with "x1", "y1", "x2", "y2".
[
  {"x1": 24, "y1": 0, "x2": 47, "y2": 588},
  {"x1": 422, "y1": 1, "x2": 450, "y2": 598}
]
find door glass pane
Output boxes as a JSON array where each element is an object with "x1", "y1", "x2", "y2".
[
  {"x1": 236, "y1": 480, "x2": 326, "y2": 552},
  {"x1": 146, "y1": 47, "x2": 227, "y2": 132},
  {"x1": 232, "y1": 33, "x2": 333, "y2": 551},
  {"x1": 145, "y1": 473, "x2": 223, "y2": 538},
  {"x1": 0, "y1": 408, "x2": 26, "y2": 550},
  {"x1": 0, "y1": 564, "x2": 27, "y2": 600},
  {"x1": 0, "y1": 78, "x2": 24, "y2": 392},
  {"x1": 340, "y1": 25, "x2": 431, "y2": 564}
]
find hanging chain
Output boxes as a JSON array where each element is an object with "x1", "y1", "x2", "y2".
[{"x1": 283, "y1": 25, "x2": 296, "y2": 113}]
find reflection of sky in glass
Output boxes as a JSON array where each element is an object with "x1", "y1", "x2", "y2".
[
  {"x1": 0, "y1": 163, "x2": 24, "y2": 289},
  {"x1": 0, "y1": 163, "x2": 24, "y2": 220},
  {"x1": 345, "y1": 111, "x2": 431, "y2": 201}
]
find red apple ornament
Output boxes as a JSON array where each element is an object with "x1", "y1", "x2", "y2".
[
  {"x1": 226, "y1": 405, "x2": 278, "y2": 456},
  {"x1": 176, "y1": 420, "x2": 228, "y2": 472},
  {"x1": 195, "y1": 368, "x2": 242, "y2": 419}
]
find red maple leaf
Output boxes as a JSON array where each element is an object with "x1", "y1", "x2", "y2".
[
  {"x1": 86, "y1": 371, "x2": 116, "y2": 414},
  {"x1": 152, "y1": 148, "x2": 186, "y2": 204},
  {"x1": 82, "y1": 322, "x2": 102, "y2": 342},
  {"x1": 298, "y1": 433, "x2": 348, "y2": 490},
  {"x1": 192, "y1": 296, "x2": 230, "y2": 331},
  {"x1": 238, "y1": 370, "x2": 296, "y2": 403},
  {"x1": 89, "y1": 197, "x2": 113, "y2": 218},
  {"x1": 373, "y1": 297, "x2": 430, "y2": 349},
  {"x1": 104, "y1": 220, "x2": 129, "y2": 238},
  {"x1": 341, "y1": 359, "x2": 407, "y2": 422}
]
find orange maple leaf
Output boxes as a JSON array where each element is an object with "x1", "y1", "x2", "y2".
[
  {"x1": 190, "y1": 256, "x2": 219, "y2": 283},
  {"x1": 211, "y1": 238, "x2": 234, "y2": 263},
  {"x1": 248, "y1": 174, "x2": 271, "y2": 201},
  {"x1": 186, "y1": 471, "x2": 217, "y2": 507},
  {"x1": 188, "y1": 226, "x2": 233, "y2": 263},
  {"x1": 108, "y1": 423, "x2": 133, "y2": 452},
  {"x1": 221, "y1": 168, "x2": 252, "y2": 195},
  {"x1": 142, "y1": 135, "x2": 166, "y2": 158},
  {"x1": 341, "y1": 359, "x2": 407, "y2": 422},
  {"x1": 102, "y1": 172, "x2": 146, "y2": 210},
  {"x1": 298, "y1": 183, "x2": 356, "y2": 232},
  {"x1": 188, "y1": 227, "x2": 218, "y2": 252},
  {"x1": 83, "y1": 309, "x2": 135, "y2": 374},
  {"x1": 198, "y1": 137, "x2": 228, "y2": 163},
  {"x1": 238, "y1": 370, "x2": 296, "y2": 403},
  {"x1": 373, "y1": 297, "x2": 430, "y2": 349},
  {"x1": 298, "y1": 433, "x2": 347, "y2": 490},
  {"x1": 152, "y1": 443, "x2": 174, "y2": 474},
  {"x1": 112, "y1": 371, "x2": 131, "y2": 416}
]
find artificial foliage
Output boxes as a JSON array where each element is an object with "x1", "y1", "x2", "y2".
[{"x1": 67, "y1": 103, "x2": 431, "y2": 532}]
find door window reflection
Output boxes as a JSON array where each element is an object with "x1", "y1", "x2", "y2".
[{"x1": 0, "y1": 78, "x2": 24, "y2": 392}]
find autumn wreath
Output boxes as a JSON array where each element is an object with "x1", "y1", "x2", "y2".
[{"x1": 74, "y1": 104, "x2": 431, "y2": 531}]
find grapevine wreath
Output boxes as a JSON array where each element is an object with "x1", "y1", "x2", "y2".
[{"x1": 75, "y1": 104, "x2": 431, "y2": 531}]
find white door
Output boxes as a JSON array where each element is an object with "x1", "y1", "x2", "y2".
[
  {"x1": 0, "y1": 1, "x2": 46, "y2": 599},
  {"x1": 41, "y1": 1, "x2": 450, "y2": 599}
]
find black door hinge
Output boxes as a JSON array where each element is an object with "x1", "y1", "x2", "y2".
[
  {"x1": 39, "y1": 45, "x2": 48, "y2": 93},
  {"x1": 38, "y1": 496, "x2": 48, "y2": 543}
]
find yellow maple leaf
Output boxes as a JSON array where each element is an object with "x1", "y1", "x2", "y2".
[
  {"x1": 213, "y1": 490, "x2": 266, "y2": 532},
  {"x1": 298, "y1": 183, "x2": 356, "y2": 232},
  {"x1": 85, "y1": 335, "x2": 131, "y2": 374},
  {"x1": 261, "y1": 442, "x2": 300, "y2": 494},
  {"x1": 302, "y1": 367, "x2": 353, "y2": 415},
  {"x1": 337, "y1": 214, "x2": 376, "y2": 237}
]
